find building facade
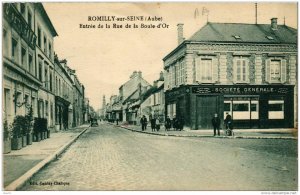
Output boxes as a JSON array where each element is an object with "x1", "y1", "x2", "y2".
[
  {"x1": 53, "y1": 57, "x2": 74, "y2": 130},
  {"x1": 164, "y1": 19, "x2": 297, "y2": 130},
  {"x1": 3, "y1": 3, "x2": 87, "y2": 132}
]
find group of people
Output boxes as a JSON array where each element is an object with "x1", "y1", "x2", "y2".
[
  {"x1": 211, "y1": 112, "x2": 233, "y2": 136},
  {"x1": 165, "y1": 115, "x2": 184, "y2": 131},
  {"x1": 140, "y1": 115, "x2": 184, "y2": 131}
]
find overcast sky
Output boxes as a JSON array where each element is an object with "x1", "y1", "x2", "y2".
[{"x1": 43, "y1": 2, "x2": 297, "y2": 110}]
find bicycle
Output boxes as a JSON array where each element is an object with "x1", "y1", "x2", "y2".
[{"x1": 224, "y1": 121, "x2": 234, "y2": 136}]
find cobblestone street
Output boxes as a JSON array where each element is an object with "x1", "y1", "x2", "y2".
[{"x1": 21, "y1": 123, "x2": 297, "y2": 191}]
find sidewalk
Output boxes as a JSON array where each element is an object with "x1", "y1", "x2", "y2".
[
  {"x1": 3, "y1": 124, "x2": 90, "y2": 190},
  {"x1": 111, "y1": 123, "x2": 297, "y2": 140}
]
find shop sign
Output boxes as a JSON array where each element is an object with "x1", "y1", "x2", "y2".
[
  {"x1": 3, "y1": 4, "x2": 36, "y2": 49},
  {"x1": 192, "y1": 85, "x2": 291, "y2": 95}
]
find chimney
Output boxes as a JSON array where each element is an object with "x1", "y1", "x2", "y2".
[
  {"x1": 177, "y1": 23, "x2": 184, "y2": 45},
  {"x1": 271, "y1": 18, "x2": 278, "y2": 30},
  {"x1": 159, "y1": 71, "x2": 164, "y2": 80},
  {"x1": 138, "y1": 71, "x2": 142, "y2": 78},
  {"x1": 130, "y1": 71, "x2": 137, "y2": 79}
]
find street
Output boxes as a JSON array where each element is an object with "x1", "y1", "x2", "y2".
[{"x1": 21, "y1": 122, "x2": 297, "y2": 191}]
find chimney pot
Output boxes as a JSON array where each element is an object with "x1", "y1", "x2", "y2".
[
  {"x1": 177, "y1": 23, "x2": 184, "y2": 45},
  {"x1": 271, "y1": 18, "x2": 278, "y2": 30}
]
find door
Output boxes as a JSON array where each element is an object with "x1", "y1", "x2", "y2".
[{"x1": 196, "y1": 95, "x2": 218, "y2": 129}]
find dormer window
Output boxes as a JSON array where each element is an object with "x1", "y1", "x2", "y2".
[
  {"x1": 233, "y1": 35, "x2": 241, "y2": 40},
  {"x1": 266, "y1": 36, "x2": 274, "y2": 40}
]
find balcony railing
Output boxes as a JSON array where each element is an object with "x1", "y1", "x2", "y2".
[{"x1": 3, "y1": 3, "x2": 37, "y2": 49}]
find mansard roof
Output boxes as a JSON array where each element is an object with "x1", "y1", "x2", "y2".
[{"x1": 189, "y1": 22, "x2": 297, "y2": 44}]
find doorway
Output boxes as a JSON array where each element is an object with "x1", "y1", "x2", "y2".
[{"x1": 196, "y1": 95, "x2": 218, "y2": 129}]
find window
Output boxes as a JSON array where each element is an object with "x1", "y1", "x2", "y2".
[
  {"x1": 233, "y1": 35, "x2": 241, "y2": 39},
  {"x1": 4, "y1": 89, "x2": 11, "y2": 120},
  {"x1": 270, "y1": 60, "x2": 281, "y2": 82},
  {"x1": 48, "y1": 42, "x2": 52, "y2": 59},
  {"x1": 11, "y1": 38, "x2": 19, "y2": 61},
  {"x1": 234, "y1": 58, "x2": 249, "y2": 83},
  {"x1": 196, "y1": 58, "x2": 212, "y2": 82},
  {"x1": 44, "y1": 36, "x2": 47, "y2": 54},
  {"x1": 28, "y1": 54, "x2": 33, "y2": 74},
  {"x1": 21, "y1": 47, "x2": 27, "y2": 67},
  {"x1": 31, "y1": 97, "x2": 36, "y2": 116},
  {"x1": 265, "y1": 59, "x2": 286, "y2": 83},
  {"x1": 44, "y1": 65, "x2": 48, "y2": 89},
  {"x1": 28, "y1": 11, "x2": 33, "y2": 29},
  {"x1": 49, "y1": 72, "x2": 53, "y2": 91},
  {"x1": 20, "y1": 3, "x2": 26, "y2": 17},
  {"x1": 268, "y1": 100, "x2": 284, "y2": 119},
  {"x1": 224, "y1": 98, "x2": 259, "y2": 120},
  {"x1": 3, "y1": 28, "x2": 8, "y2": 56},
  {"x1": 37, "y1": 27, "x2": 42, "y2": 47},
  {"x1": 176, "y1": 60, "x2": 185, "y2": 85},
  {"x1": 38, "y1": 58, "x2": 43, "y2": 81},
  {"x1": 45, "y1": 101, "x2": 49, "y2": 117},
  {"x1": 24, "y1": 94, "x2": 29, "y2": 113}
]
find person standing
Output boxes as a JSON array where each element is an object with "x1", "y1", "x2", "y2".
[
  {"x1": 212, "y1": 113, "x2": 221, "y2": 136},
  {"x1": 155, "y1": 117, "x2": 160, "y2": 131},
  {"x1": 150, "y1": 117, "x2": 156, "y2": 132},
  {"x1": 165, "y1": 116, "x2": 171, "y2": 131},
  {"x1": 172, "y1": 115, "x2": 177, "y2": 131},
  {"x1": 224, "y1": 112, "x2": 233, "y2": 130},
  {"x1": 140, "y1": 115, "x2": 147, "y2": 131}
]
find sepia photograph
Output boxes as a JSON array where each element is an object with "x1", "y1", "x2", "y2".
[{"x1": 2, "y1": 1, "x2": 298, "y2": 192}]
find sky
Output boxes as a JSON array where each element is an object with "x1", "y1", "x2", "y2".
[{"x1": 43, "y1": 2, "x2": 297, "y2": 110}]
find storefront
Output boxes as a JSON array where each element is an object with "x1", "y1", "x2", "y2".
[{"x1": 165, "y1": 85, "x2": 294, "y2": 130}]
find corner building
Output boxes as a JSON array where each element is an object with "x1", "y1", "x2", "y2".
[{"x1": 164, "y1": 19, "x2": 297, "y2": 130}]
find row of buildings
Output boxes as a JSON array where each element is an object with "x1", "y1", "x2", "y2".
[
  {"x1": 101, "y1": 17, "x2": 297, "y2": 130},
  {"x1": 3, "y1": 3, "x2": 89, "y2": 131}
]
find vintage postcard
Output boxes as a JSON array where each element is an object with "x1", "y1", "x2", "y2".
[{"x1": 2, "y1": 1, "x2": 298, "y2": 192}]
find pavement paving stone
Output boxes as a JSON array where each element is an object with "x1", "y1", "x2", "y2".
[
  {"x1": 3, "y1": 124, "x2": 89, "y2": 189},
  {"x1": 19, "y1": 123, "x2": 297, "y2": 191}
]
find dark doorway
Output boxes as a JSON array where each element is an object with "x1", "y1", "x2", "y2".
[{"x1": 196, "y1": 95, "x2": 218, "y2": 129}]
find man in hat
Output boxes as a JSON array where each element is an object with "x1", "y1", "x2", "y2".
[{"x1": 211, "y1": 113, "x2": 221, "y2": 136}]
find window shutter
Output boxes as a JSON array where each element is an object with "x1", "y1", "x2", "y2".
[
  {"x1": 212, "y1": 58, "x2": 218, "y2": 83},
  {"x1": 233, "y1": 58, "x2": 237, "y2": 83},
  {"x1": 195, "y1": 57, "x2": 201, "y2": 82},
  {"x1": 281, "y1": 59, "x2": 287, "y2": 83},
  {"x1": 265, "y1": 59, "x2": 271, "y2": 83},
  {"x1": 246, "y1": 59, "x2": 250, "y2": 83}
]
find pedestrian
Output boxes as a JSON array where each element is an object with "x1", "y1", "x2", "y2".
[
  {"x1": 178, "y1": 116, "x2": 184, "y2": 131},
  {"x1": 212, "y1": 113, "x2": 221, "y2": 136},
  {"x1": 151, "y1": 117, "x2": 156, "y2": 132},
  {"x1": 140, "y1": 115, "x2": 147, "y2": 131},
  {"x1": 172, "y1": 115, "x2": 177, "y2": 131},
  {"x1": 224, "y1": 112, "x2": 233, "y2": 130},
  {"x1": 155, "y1": 118, "x2": 160, "y2": 131},
  {"x1": 165, "y1": 116, "x2": 171, "y2": 131}
]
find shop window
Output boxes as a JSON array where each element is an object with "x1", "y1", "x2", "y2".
[
  {"x1": 45, "y1": 101, "x2": 49, "y2": 117},
  {"x1": 31, "y1": 97, "x2": 36, "y2": 116},
  {"x1": 268, "y1": 100, "x2": 284, "y2": 119},
  {"x1": 224, "y1": 99, "x2": 259, "y2": 120},
  {"x1": 234, "y1": 58, "x2": 249, "y2": 83},
  {"x1": 167, "y1": 103, "x2": 176, "y2": 118},
  {"x1": 233, "y1": 103, "x2": 249, "y2": 112},
  {"x1": 265, "y1": 59, "x2": 286, "y2": 83}
]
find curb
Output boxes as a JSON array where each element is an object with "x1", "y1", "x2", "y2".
[
  {"x1": 4, "y1": 127, "x2": 89, "y2": 191},
  {"x1": 110, "y1": 123, "x2": 297, "y2": 140}
]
